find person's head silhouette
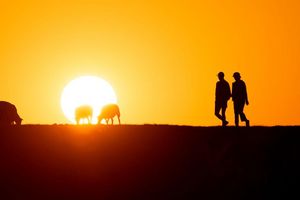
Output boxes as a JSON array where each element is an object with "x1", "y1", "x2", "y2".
[
  {"x1": 233, "y1": 72, "x2": 241, "y2": 81},
  {"x1": 218, "y1": 72, "x2": 225, "y2": 81}
]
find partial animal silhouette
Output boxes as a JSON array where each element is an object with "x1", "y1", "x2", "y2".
[
  {"x1": 75, "y1": 105, "x2": 93, "y2": 124},
  {"x1": 0, "y1": 101, "x2": 22, "y2": 125},
  {"x1": 98, "y1": 104, "x2": 120, "y2": 125}
]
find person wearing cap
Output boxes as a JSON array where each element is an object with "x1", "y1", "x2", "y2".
[
  {"x1": 215, "y1": 72, "x2": 231, "y2": 126},
  {"x1": 232, "y1": 72, "x2": 250, "y2": 127}
]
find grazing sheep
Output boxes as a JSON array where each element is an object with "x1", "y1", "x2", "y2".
[
  {"x1": 98, "y1": 104, "x2": 120, "y2": 125},
  {"x1": 75, "y1": 105, "x2": 93, "y2": 124},
  {"x1": 0, "y1": 101, "x2": 22, "y2": 125}
]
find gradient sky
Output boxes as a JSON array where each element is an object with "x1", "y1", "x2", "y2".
[{"x1": 1, "y1": 0, "x2": 299, "y2": 125}]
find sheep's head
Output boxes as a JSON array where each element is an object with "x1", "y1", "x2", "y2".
[{"x1": 15, "y1": 117, "x2": 23, "y2": 125}]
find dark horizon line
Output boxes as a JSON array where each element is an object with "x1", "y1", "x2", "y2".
[{"x1": 5, "y1": 123, "x2": 300, "y2": 128}]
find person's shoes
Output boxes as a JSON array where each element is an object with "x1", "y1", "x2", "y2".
[
  {"x1": 222, "y1": 120, "x2": 229, "y2": 127},
  {"x1": 235, "y1": 121, "x2": 239, "y2": 127},
  {"x1": 246, "y1": 120, "x2": 250, "y2": 127}
]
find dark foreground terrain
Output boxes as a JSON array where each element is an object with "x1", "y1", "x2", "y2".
[{"x1": 0, "y1": 125, "x2": 299, "y2": 199}]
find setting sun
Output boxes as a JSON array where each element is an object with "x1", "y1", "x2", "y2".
[{"x1": 60, "y1": 76, "x2": 117, "y2": 124}]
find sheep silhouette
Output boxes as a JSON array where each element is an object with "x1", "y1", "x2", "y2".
[
  {"x1": 75, "y1": 105, "x2": 93, "y2": 125},
  {"x1": 0, "y1": 101, "x2": 22, "y2": 125},
  {"x1": 98, "y1": 104, "x2": 120, "y2": 125}
]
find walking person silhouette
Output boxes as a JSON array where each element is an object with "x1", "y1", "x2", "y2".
[
  {"x1": 215, "y1": 72, "x2": 231, "y2": 126},
  {"x1": 232, "y1": 72, "x2": 250, "y2": 127}
]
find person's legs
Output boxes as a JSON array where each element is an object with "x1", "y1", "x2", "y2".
[
  {"x1": 215, "y1": 102, "x2": 223, "y2": 121},
  {"x1": 221, "y1": 103, "x2": 228, "y2": 126},
  {"x1": 239, "y1": 103, "x2": 246, "y2": 121},
  {"x1": 233, "y1": 102, "x2": 239, "y2": 127},
  {"x1": 239, "y1": 103, "x2": 250, "y2": 127}
]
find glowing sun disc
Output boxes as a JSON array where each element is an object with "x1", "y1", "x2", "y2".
[{"x1": 61, "y1": 76, "x2": 117, "y2": 124}]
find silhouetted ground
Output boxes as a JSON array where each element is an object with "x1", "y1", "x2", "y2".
[{"x1": 0, "y1": 125, "x2": 299, "y2": 199}]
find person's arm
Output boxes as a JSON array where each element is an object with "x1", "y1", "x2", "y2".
[
  {"x1": 245, "y1": 82, "x2": 249, "y2": 105},
  {"x1": 227, "y1": 82, "x2": 231, "y2": 100},
  {"x1": 232, "y1": 83, "x2": 235, "y2": 101},
  {"x1": 215, "y1": 82, "x2": 218, "y2": 100}
]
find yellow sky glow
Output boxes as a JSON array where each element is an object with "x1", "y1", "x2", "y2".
[{"x1": 0, "y1": 0, "x2": 299, "y2": 125}]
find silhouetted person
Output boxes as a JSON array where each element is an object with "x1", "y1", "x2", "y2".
[
  {"x1": 232, "y1": 72, "x2": 250, "y2": 127},
  {"x1": 215, "y1": 72, "x2": 231, "y2": 126}
]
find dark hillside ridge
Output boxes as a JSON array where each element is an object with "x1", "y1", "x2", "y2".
[{"x1": 0, "y1": 125, "x2": 299, "y2": 199}]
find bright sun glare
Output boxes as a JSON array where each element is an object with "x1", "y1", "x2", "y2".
[{"x1": 61, "y1": 76, "x2": 117, "y2": 124}]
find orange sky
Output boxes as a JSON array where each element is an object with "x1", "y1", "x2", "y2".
[{"x1": 1, "y1": 0, "x2": 299, "y2": 125}]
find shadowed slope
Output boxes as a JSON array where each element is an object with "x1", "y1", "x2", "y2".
[{"x1": 0, "y1": 125, "x2": 299, "y2": 199}]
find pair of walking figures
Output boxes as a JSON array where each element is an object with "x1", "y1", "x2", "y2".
[{"x1": 215, "y1": 72, "x2": 250, "y2": 127}]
